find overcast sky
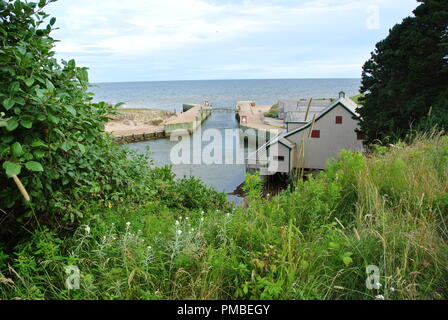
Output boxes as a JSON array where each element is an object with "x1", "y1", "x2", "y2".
[{"x1": 47, "y1": 0, "x2": 418, "y2": 83}]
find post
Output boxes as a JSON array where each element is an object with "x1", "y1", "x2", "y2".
[
  {"x1": 304, "y1": 98, "x2": 313, "y2": 122},
  {"x1": 12, "y1": 175, "x2": 30, "y2": 202}
]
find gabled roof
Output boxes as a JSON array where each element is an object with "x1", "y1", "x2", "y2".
[
  {"x1": 283, "y1": 97, "x2": 360, "y2": 139},
  {"x1": 279, "y1": 99, "x2": 333, "y2": 114},
  {"x1": 254, "y1": 96, "x2": 360, "y2": 155},
  {"x1": 269, "y1": 135, "x2": 295, "y2": 150}
]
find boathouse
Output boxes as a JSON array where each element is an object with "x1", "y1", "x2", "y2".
[{"x1": 247, "y1": 92, "x2": 364, "y2": 175}]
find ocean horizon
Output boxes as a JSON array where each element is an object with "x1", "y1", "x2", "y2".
[{"x1": 90, "y1": 78, "x2": 361, "y2": 112}]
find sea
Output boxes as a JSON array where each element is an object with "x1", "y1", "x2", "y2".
[{"x1": 91, "y1": 79, "x2": 361, "y2": 202}]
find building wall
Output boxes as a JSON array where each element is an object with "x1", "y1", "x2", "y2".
[
  {"x1": 267, "y1": 142, "x2": 290, "y2": 173},
  {"x1": 287, "y1": 105, "x2": 364, "y2": 170}
]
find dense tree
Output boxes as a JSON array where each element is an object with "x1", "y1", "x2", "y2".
[{"x1": 358, "y1": 0, "x2": 448, "y2": 143}]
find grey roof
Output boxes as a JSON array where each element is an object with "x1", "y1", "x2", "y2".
[
  {"x1": 285, "y1": 111, "x2": 320, "y2": 123},
  {"x1": 281, "y1": 99, "x2": 334, "y2": 122}
]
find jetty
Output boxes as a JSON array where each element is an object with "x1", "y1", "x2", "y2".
[
  {"x1": 236, "y1": 101, "x2": 283, "y2": 139},
  {"x1": 113, "y1": 104, "x2": 211, "y2": 143},
  {"x1": 165, "y1": 104, "x2": 211, "y2": 136}
]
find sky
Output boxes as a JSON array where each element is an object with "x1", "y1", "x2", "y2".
[{"x1": 47, "y1": 0, "x2": 419, "y2": 83}]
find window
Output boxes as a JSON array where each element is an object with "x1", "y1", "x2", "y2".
[
  {"x1": 357, "y1": 133, "x2": 364, "y2": 140},
  {"x1": 273, "y1": 156, "x2": 285, "y2": 162},
  {"x1": 336, "y1": 116, "x2": 343, "y2": 124},
  {"x1": 311, "y1": 130, "x2": 320, "y2": 138}
]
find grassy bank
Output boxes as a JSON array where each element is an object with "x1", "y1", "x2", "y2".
[{"x1": 1, "y1": 133, "x2": 447, "y2": 300}]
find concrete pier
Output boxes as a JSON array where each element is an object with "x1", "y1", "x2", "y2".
[
  {"x1": 236, "y1": 101, "x2": 283, "y2": 139},
  {"x1": 165, "y1": 104, "x2": 211, "y2": 136}
]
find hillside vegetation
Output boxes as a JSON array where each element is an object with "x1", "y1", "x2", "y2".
[{"x1": 1, "y1": 133, "x2": 447, "y2": 300}]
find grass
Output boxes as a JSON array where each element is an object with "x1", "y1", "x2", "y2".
[
  {"x1": 350, "y1": 94, "x2": 365, "y2": 105},
  {"x1": 1, "y1": 133, "x2": 447, "y2": 300},
  {"x1": 264, "y1": 104, "x2": 279, "y2": 118}
]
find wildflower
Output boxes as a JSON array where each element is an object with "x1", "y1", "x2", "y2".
[
  {"x1": 126, "y1": 222, "x2": 131, "y2": 227},
  {"x1": 177, "y1": 230, "x2": 182, "y2": 235},
  {"x1": 226, "y1": 213, "x2": 231, "y2": 218},
  {"x1": 175, "y1": 220, "x2": 180, "y2": 226},
  {"x1": 200, "y1": 217, "x2": 204, "y2": 222},
  {"x1": 375, "y1": 295, "x2": 385, "y2": 300},
  {"x1": 390, "y1": 287, "x2": 395, "y2": 292},
  {"x1": 84, "y1": 225, "x2": 91, "y2": 234},
  {"x1": 375, "y1": 282, "x2": 382, "y2": 288},
  {"x1": 185, "y1": 217, "x2": 189, "y2": 221}
]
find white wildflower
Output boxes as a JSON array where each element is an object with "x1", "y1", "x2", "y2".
[
  {"x1": 126, "y1": 222, "x2": 131, "y2": 227},
  {"x1": 390, "y1": 287, "x2": 395, "y2": 292},
  {"x1": 175, "y1": 220, "x2": 180, "y2": 226},
  {"x1": 375, "y1": 295, "x2": 385, "y2": 300},
  {"x1": 177, "y1": 229, "x2": 182, "y2": 235},
  {"x1": 84, "y1": 225, "x2": 91, "y2": 234}
]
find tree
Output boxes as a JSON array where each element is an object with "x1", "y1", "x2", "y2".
[
  {"x1": 358, "y1": 0, "x2": 448, "y2": 143},
  {"x1": 0, "y1": 0, "x2": 125, "y2": 243}
]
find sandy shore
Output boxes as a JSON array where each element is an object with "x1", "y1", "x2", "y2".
[{"x1": 105, "y1": 108, "x2": 179, "y2": 136}]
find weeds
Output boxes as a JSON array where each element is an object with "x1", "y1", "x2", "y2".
[{"x1": 1, "y1": 134, "x2": 447, "y2": 300}]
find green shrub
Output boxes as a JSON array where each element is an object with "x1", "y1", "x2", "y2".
[{"x1": 264, "y1": 104, "x2": 279, "y2": 118}]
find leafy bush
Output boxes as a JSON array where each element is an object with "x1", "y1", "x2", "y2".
[
  {"x1": 0, "y1": 0, "x2": 117, "y2": 239},
  {"x1": 1, "y1": 135, "x2": 447, "y2": 300},
  {"x1": 0, "y1": 0, "x2": 228, "y2": 244}
]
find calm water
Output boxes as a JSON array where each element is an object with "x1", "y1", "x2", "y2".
[{"x1": 91, "y1": 79, "x2": 361, "y2": 200}]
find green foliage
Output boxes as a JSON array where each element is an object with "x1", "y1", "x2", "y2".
[
  {"x1": 350, "y1": 94, "x2": 364, "y2": 105},
  {"x1": 0, "y1": 0, "x2": 447, "y2": 301},
  {"x1": 0, "y1": 0, "x2": 116, "y2": 237},
  {"x1": 264, "y1": 104, "x2": 279, "y2": 118},
  {"x1": 242, "y1": 172, "x2": 263, "y2": 201},
  {"x1": 1, "y1": 135, "x2": 446, "y2": 300},
  {"x1": 358, "y1": 0, "x2": 448, "y2": 143}
]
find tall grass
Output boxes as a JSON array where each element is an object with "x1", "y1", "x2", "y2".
[{"x1": 1, "y1": 134, "x2": 447, "y2": 300}]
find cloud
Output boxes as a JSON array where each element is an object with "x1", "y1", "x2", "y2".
[{"x1": 47, "y1": 0, "x2": 419, "y2": 82}]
